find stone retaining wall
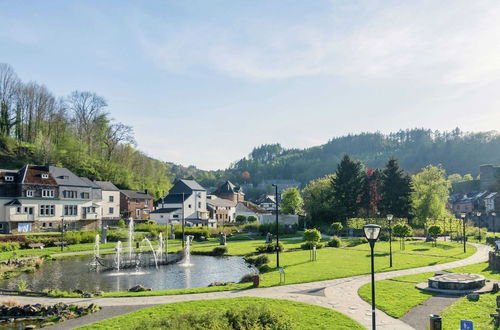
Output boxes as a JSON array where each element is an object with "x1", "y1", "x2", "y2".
[{"x1": 489, "y1": 251, "x2": 500, "y2": 271}]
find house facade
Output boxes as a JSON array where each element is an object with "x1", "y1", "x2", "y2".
[
  {"x1": 207, "y1": 196, "x2": 236, "y2": 225},
  {"x1": 213, "y1": 181, "x2": 244, "y2": 203},
  {"x1": 0, "y1": 165, "x2": 103, "y2": 233},
  {"x1": 120, "y1": 190, "x2": 154, "y2": 220},
  {"x1": 95, "y1": 181, "x2": 121, "y2": 225},
  {"x1": 152, "y1": 179, "x2": 214, "y2": 227}
]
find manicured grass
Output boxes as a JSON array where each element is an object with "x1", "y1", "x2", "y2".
[
  {"x1": 447, "y1": 261, "x2": 500, "y2": 281},
  {"x1": 441, "y1": 293, "x2": 497, "y2": 329},
  {"x1": 77, "y1": 297, "x2": 364, "y2": 330},
  {"x1": 358, "y1": 260, "x2": 498, "y2": 320},
  {"x1": 257, "y1": 241, "x2": 475, "y2": 288},
  {"x1": 358, "y1": 272, "x2": 435, "y2": 318}
]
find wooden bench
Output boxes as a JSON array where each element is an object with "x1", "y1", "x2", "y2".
[
  {"x1": 28, "y1": 243, "x2": 45, "y2": 249},
  {"x1": 54, "y1": 241, "x2": 68, "y2": 247}
]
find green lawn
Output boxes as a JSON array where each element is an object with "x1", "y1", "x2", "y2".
[
  {"x1": 358, "y1": 272, "x2": 435, "y2": 318},
  {"x1": 441, "y1": 293, "x2": 497, "y2": 329},
  {"x1": 77, "y1": 297, "x2": 364, "y2": 330},
  {"x1": 358, "y1": 260, "x2": 499, "y2": 322}
]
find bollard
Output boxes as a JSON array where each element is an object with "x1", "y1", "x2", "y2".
[{"x1": 429, "y1": 314, "x2": 442, "y2": 330}]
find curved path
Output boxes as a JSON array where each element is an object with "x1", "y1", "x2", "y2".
[{"x1": 2, "y1": 243, "x2": 491, "y2": 330}]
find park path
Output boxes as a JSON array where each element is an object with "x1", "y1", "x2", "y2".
[{"x1": 1, "y1": 243, "x2": 492, "y2": 330}]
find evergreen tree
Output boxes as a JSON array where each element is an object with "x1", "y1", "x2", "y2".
[
  {"x1": 331, "y1": 155, "x2": 365, "y2": 223},
  {"x1": 379, "y1": 158, "x2": 413, "y2": 218},
  {"x1": 361, "y1": 168, "x2": 382, "y2": 217}
]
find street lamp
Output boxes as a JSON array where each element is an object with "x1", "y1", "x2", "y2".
[
  {"x1": 386, "y1": 214, "x2": 393, "y2": 268},
  {"x1": 460, "y1": 213, "x2": 466, "y2": 253},
  {"x1": 364, "y1": 224, "x2": 381, "y2": 330},
  {"x1": 272, "y1": 184, "x2": 280, "y2": 268},
  {"x1": 476, "y1": 211, "x2": 482, "y2": 242},
  {"x1": 492, "y1": 212, "x2": 497, "y2": 240}
]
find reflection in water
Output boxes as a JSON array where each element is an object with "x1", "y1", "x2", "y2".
[{"x1": 1, "y1": 255, "x2": 253, "y2": 292}]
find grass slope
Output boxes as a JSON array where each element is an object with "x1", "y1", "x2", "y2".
[{"x1": 77, "y1": 297, "x2": 364, "y2": 330}]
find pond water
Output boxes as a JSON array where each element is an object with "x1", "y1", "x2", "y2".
[{"x1": 1, "y1": 255, "x2": 254, "y2": 292}]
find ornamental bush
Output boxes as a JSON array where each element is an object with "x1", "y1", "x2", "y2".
[
  {"x1": 212, "y1": 246, "x2": 228, "y2": 256},
  {"x1": 327, "y1": 236, "x2": 341, "y2": 248},
  {"x1": 303, "y1": 228, "x2": 321, "y2": 243},
  {"x1": 247, "y1": 215, "x2": 258, "y2": 223},
  {"x1": 330, "y1": 222, "x2": 343, "y2": 235},
  {"x1": 300, "y1": 242, "x2": 324, "y2": 250},
  {"x1": 256, "y1": 242, "x2": 284, "y2": 253}
]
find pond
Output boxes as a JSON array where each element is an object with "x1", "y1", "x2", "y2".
[{"x1": 1, "y1": 255, "x2": 254, "y2": 292}]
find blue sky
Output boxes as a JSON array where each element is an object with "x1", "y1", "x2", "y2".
[{"x1": 1, "y1": 0, "x2": 500, "y2": 169}]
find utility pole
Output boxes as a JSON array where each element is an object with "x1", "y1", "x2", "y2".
[{"x1": 272, "y1": 184, "x2": 280, "y2": 268}]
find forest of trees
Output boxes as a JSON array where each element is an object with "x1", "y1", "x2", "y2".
[
  {"x1": 226, "y1": 129, "x2": 500, "y2": 187},
  {"x1": 0, "y1": 63, "x2": 172, "y2": 198}
]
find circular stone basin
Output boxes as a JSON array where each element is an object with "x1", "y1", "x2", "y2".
[{"x1": 428, "y1": 273, "x2": 485, "y2": 291}]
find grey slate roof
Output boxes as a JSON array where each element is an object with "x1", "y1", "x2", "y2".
[
  {"x1": 214, "y1": 180, "x2": 242, "y2": 195},
  {"x1": 151, "y1": 207, "x2": 181, "y2": 214},
  {"x1": 159, "y1": 194, "x2": 190, "y2": 204},
  {"x1": 80, "y1": 177, "x2": 100, "y2": 189},
  {"x1": 168, "y1": 179, "x2": 206, "y2": 194},
  {"x1": 94, "y1": 181, "x2": 120, "y2": 191},
  {"x1": 121, "y1": 190, "x2": 154, "y2": 200},
  {"x1": 49, "y1": 166, "x2": 89, "y2": 187}
]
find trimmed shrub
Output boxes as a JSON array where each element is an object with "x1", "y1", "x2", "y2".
[
  {"x1": 330, "y1": 222, "x2": 343, "y2": 235},
  {"x1": 256, "y1": 242, "x2": 284, "y2": 253},
  {"x1": 247, "y1": 215, "x2": 258, "y2": 223},
  {"x1": 303, "y1": 228, "x2": 321, "y2": 243},
  {"x1": 346, "y1": 237, "x2": 368, "y2": 247},
  {"x1": 0, "y1": 236, "x2": 26, "y2": 244},
  {"x1": 174, "y1": 227, "x2": 210, "y2": 240},
  {"x1": 117, "y1": 219, "x2": 126, "y2": 228},
  {"x1": 327, "y1": 236, "x2": 341, "y2": 248},
  {"x1": 0, "y1": 242, "x2": 20, "y2": 252},
  {"x1": 239, "y1": 273, "x2": 259, "y2": 283},
  {"x1": 258, "y1": 223, "x2": 298, "y2": 236},
  {"x1": 241, "y1": 223, "x2": 259, "y2": 233},
  {"x1": 300, "y1": 242, "x2": 324, "y2": 250},
  {"x1": 236, "y1": 215, "x2": 247, "y2": 223},
  {"x1": 212, "y1": 246, "x2": 228, "y2": 256},
  {"x1": 245, "y1": 254, "x2": 269, "y2": 267}
]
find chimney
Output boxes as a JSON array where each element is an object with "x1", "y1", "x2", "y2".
[{"x1": 144, "y1": 189, "x2": 149, "y2": 196}]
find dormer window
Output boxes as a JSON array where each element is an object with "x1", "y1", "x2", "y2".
[
  {"x1": 41, "y1": 173, "x2": 49, "y2": 179},
  {"x1": 26, "y1": 190, "x2": 34, "y2": 197},
  {"x1": 5, "y1": 176, "x2": 14, "y2": 182},
  {"x1": 42, "y1": 189, "x2": 55, "y2": 198}
]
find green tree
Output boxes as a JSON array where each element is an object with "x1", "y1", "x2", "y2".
[
  {"x1": 331, "y1": 155, "x2": 365, "y2": 223},
  {"x1": 280, "y1": 187, "x2": 304, "y2": 215},
  {"x1": 411, "y1": 165, "x2": 451, "y2": 226},
  {"x1": 393, "y1": 223, "x2": 413, "y2": 250},
  {"x1": 379, "y1": 158, "x2": 412, "y2": 218},
  {"x1": 303, "y1": 229, "x2": 321, "y2": 243},
  {"x1": 447, "y1": 173, "x2": 463, "y2": 184},
  {"x1": 463, "y1": 174, "x2": 474, "y2": 181},
  {"x1": 247, "y1": 215, "x2": 258, "y2": 223},
  {"x1": 235, "y1": 215, "x2": 247, "y2": 223},
  {"x1": 330, "y1": 222, "x2": 343, "y2": 235},
  {"x1": 428, "y1": 225, "x2": 442, "y2": 246},
  {"x1": 302, "y1": 174, "x2": 335, "y2": 226}
]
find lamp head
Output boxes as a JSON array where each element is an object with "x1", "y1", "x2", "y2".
[
  {"x1": 460, "y1": 213, "x2": 466, "y2": 219},
  {"x1": 363, "y1": 224, "x2": 381, "y2": 244},
  {"x1": 492, "y1": 212, "x2": 497, "y2": 217},
  {"x1": 476, "y1": 211, "x2": 481, "y2": 217},
  {"x1": 386, "y1": 214, "x2": 393, "y2": 221}
]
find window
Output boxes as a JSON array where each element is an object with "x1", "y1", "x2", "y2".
[
  {"x1": 136, "y1": 209, "x2": 140, "y2": 217},
  {"x1": 198, "y1": 202, "x2": 201, "y2": 209},
  {"x1": 40, "y1": 205, "x2": 55, "y2": 216},
  {"x1": 0, "y1": 223, "x2": 3, "y2": 229},
  {"x1": 145, "y1": 200, "x2": 149, "y2": 207},
  {"x1": 42, "y1": 222, "x2": 46, "y2": 228},
  {"x1": 64, "y1": 205, "x2": 78, "y2": 216},
  {"x1": 41, "y1": 173, "x2": 49, "y2": 179},
  {"x1": 109, "y1": 196, "x2": 114, "y2": 202},
  {"x1": 48, "y1": 222, "x2": 52, "y2": 227},
  {"x1": 188, "y1": 204, "x2": 192, "y2": 208},
  {"x1": 84, "y1": 206, "x2": 96, "y2": 214},
  {"x1": 109, "y1": 207, "x2": 114, "y2": 214},
  {"x1": 5, "y1": 176, "x2": 14, "y2": 182},
  {"x1": 81, "y1": 192, "x2": 90, "y2": 199},
  {"x1": 25, "y1": 190, "x2": 34, "y2": 197},
  {"x1": 173, "y1": 214, "x2": 179, "y2": 219},
  {"x1": 42, "y1": 189, "x2": 55, "y2": 198},
  {"x1": 16, "y1": 206, "x2": 22, "y2": 214},
  {"x1": 63, "y1": 190, "x2": 77, "y2": 199},
  {"x1": 160, "y1": 215, "x2": 164, "y2": 218}
]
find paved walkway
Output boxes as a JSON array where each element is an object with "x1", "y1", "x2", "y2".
[{"x1": 2, "y1": 243, "x2": 491, "y2": 330}]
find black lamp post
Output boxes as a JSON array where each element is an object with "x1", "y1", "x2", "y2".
[
  {"x1": 386, "y1": 214, "x2": 393, "y2": 268},
  {"x1": 272, "y1": 184, "x2": 280, "y2": 268},
  {"x1": 364, "y1": 224, "x2": 381, "y2": 330},
  {"x1": 492, "y1": 212, "x2": 497, "y2": 239},
  {"x1": 460, "y1": 213, "x2": 466, "y2": 253},
  {"x1": 476, "y1": 211, "x2": 482, "y2": 242}
]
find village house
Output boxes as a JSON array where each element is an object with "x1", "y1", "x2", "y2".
[
  {"x1": 206, "y1": 195, "x2": 236, "y2": 225},
  {"x1": 151, "y1": 179, "x2": 215, "y2": 227},
  {"x1": 120, "y1": 189, "x2": 154, "y2": 220},
  {"x1": 94, "y1": 181, "x2": 121, "y2": 226},
  {"x1": 0, "y1": 165, "x2": 105, "y2": 233}
]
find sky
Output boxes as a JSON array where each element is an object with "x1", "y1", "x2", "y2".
[{"x1": 1, "y1": 0, "x2": 500, "y2": 170}]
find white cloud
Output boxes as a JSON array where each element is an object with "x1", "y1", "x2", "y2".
[{"x1": 135, "y1": 0, "x2": 500, "y2": 85}]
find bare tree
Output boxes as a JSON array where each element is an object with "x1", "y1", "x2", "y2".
[
  {"x1": 104, "y1": 121, "x2": 135, "y2": 160},
  {"x1": 0, "y1": 63, "x2": 20, "y2": 136}
]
